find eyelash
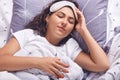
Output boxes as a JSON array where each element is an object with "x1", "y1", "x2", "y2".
[
  {"x1": 69, "y1": 19, "x2": 74, "y2": 24},
  {"x1": 57, "y1": 14, "x2": 75, "y2": 24},
  {"x1": 58, "y1": 14, "x2": 64, "y2": 18}
]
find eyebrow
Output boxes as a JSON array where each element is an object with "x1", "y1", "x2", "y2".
[{"x1": 57, "y1": 11, "x2": 75, "y2": 20}]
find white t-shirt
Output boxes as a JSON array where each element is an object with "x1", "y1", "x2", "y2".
[{"x1": 13, "y1": 29, "x2": 82, "y2": 61}]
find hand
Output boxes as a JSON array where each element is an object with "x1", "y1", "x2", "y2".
[
  {"x1": 35, "y1": 57, "x2": 69, "y2": 78},
  {"x1": 75, "y1": 8, "x2": 87, "y2": 34}
]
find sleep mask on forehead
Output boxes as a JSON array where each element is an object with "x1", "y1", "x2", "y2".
[{"x1": 50, "y1": 1, "x2": 78, "y2": 20}]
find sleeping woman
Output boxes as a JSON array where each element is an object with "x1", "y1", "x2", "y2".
[{"x1": 0, "y1": 0, "x2": 109, "y2": 80}]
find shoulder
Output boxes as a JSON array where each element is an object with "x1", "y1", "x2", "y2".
[
  {"x1": 14, "y1": 29, "x2": 34, "y2": 34},
  {"x1": 65, "y1": 38, "x2": 81, "y2": 51},
  {"x1": 66, "y1": 38, "x2": 79, "y2": 45},
  {"x1": 64, "y1": 38, "x2": 82, "y2": 60},
  {"x1": 12, "y1": 29, "x2": 35, "y2": 37},
  {"x1": 12, "y1": 29, "x2": 38, "y2": 47}
]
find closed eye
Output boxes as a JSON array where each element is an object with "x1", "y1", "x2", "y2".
[
  {"x1": 57, "y1": 12, "x2": 65, "y2": 18},
  {"x1": 68, "y1": 17, "x2": 75, "y2": 24},
  {"x1": 56, "y1": 12, "x2": 75, "y2": 24}
]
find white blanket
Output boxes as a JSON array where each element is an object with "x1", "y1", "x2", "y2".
[
  {"x1": 0, "y1": 0, "x2": 13, "y2": 47},
  {"x1": 106, "y1": 0, "x2": 120, "y2": 42},
  {"x1": 86, "y1": 33, "x2": 120, "y2": 80}
]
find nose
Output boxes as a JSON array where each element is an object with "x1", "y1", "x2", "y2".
[{"x1": 61, "y1": 18, "x2": 67, "y2": 27}]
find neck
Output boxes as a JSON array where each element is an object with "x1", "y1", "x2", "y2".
[{"x1": 45, "y1": 35, "x2": 62, "y2": 46}]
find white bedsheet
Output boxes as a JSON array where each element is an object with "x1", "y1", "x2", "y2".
[
  {"x1": 0, "y1": 0, "x2": 13, "y2": 47},
  {"x1": 86, "y1": 33, "x2": 120, "y2": 80},
  {"x1": 106, "y1": 0, "x2": 120, "y2": 42}
]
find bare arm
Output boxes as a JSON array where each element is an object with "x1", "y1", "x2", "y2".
[
  {"x1": 0, "y1": 37, "x2": 34, "y2": 71},
  {"x1": 75, "y1": 8, "x2": 110, "y2": 72},
  {"x1": 0, "y1": 37, "x2": 69, "y2": 78}
]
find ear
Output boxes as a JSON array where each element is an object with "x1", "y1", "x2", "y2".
[{"x1": 45, "y1": 15, "x2": 50, "y2": 23}]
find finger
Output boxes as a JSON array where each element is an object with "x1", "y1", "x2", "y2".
[
  {"x1": 56, "y1": 59, "x2": 69, "y2": 67},
  {"x1": 54, "y1": 60, "x2": 69, "y2": 73},
  {"x1": 51, "y1": 66, "x2": 65, "y2": 78},
  {"x1": 48, "y1": 69, "x2": 58, "y2": 78},
  {"x1": 75, "y1": 8, "x2": 82, "y2": 18},
  {"x1": 75, "y1": 8, "x2": 85, "y2": 21}
]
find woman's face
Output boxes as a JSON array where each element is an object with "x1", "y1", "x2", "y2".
[{"x1": 46, "y1": 7, "x2": 75, "y2": 39}]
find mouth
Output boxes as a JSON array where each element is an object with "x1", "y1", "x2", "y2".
[{"x1": 58, "y1": 26, "x2": 65, "y2": 31}]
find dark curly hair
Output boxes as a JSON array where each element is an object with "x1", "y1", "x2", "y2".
[{"x1": 25, "y1": 0, "x2": 79, "y2": 45}]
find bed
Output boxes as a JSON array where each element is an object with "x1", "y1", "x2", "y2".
[{"x1": 0, "y1": 0, "x2": 120, "y2": 80}]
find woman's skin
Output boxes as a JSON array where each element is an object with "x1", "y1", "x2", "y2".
[{"x1": 0, "y1": 6, "x2": 109, "y2": 78}]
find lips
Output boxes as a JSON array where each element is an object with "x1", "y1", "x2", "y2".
[{"x1": 58, "y1": 26, "x2": 65, "y2": 31}]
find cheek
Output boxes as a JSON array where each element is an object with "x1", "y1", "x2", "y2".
[
  {"x1": 49, "y1": 18, "x2": 60, "y2": 27},
  {"x1": 69, "y1": 24, "x2": 74, "y2": 31},
  {"x1": 67, "y1": 25, "x2": 74, "y2": 34}
]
